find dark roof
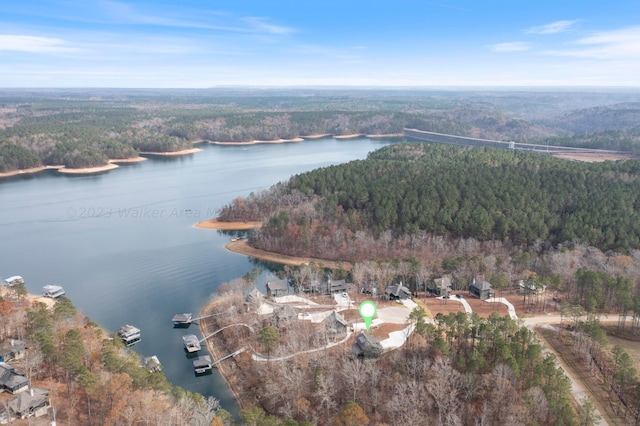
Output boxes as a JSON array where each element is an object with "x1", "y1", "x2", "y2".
[
  {"x1": 385, "y1": 282, "x2": 411, "y2": 297},
  {"x1": 266, "y1": 280, "x2": 288, "y2": 292},
  {"x1": 470, "y1": 280, "x2": 492, "y2": 291},
  {"x1": 193, "y1": 355, "x2": 212, "y2": 368},
  {"x1": 8, "y1": 388, "x2": 49, "y2": 416},
  {"x1": 352, "y1": 333, "x2": 383, "y2": 358},
  {"x1": 0, "y1": 363, "x2": 28, "y2": 393}
]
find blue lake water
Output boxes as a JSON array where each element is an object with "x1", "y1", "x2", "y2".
[{"x1": 0, "y1": 137, "x2": 398, "y2": 414}]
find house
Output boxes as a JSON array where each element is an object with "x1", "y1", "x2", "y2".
[
  {"x1": 273, "y1": 305, "x2": 298, "y2": 326},
  {"x1": 328, "y1": 278, "x2": 349, "y2": 294},
  {"x1": 7, "y1": 388, "x2": 50, "y2": 420},
  {"x1": 351, "y1": 332, "x2": 383, "y2": 359},
  {"x1": 384, "y1": 282, "x2": 411, "y2": 300},
  {"x1": 0, "y1": 362, "x2": 29, "y2": 394},
  {"x1": 266, "y1": 279, "x2": 288, "y2": 297},
  {"x1": 326, "y1": 311, "x2": 348, "y2": 336},
  {"x1": 244, "y1": 288, "x2": 265, "y2": 310},
  {"x1": 519, "y1": 280, "x2": 546, "y2": 295},
  {"x1": 428, "y1": 277, "x2": 452, "y2": 297},
  {"x1": 468, "y1": 279, "x2": 494, "y2": 300},
  {"x1": 0, "y1": 339, "x2": 26, "y2": 362}
]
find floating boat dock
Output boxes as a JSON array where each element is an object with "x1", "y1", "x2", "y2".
[
  {"x1": 42, "y1": 285, "x2": 66, "y2": 298},
  {"x1": 182, "y1": 334, "x2": 201, "y2": 353},
  {"x1": 193, "y1": 355, "x2": 213, "y2": 375},
  {"x1": 172, "y1": 313, "x2": 193, "y2": 327},
  {"x1": 118, "y1": 324, "x2": 141, "y2": 346},
  {"x1": 3, "y1": 276, "x2": 24, "y2": 286},
  {"x1": 143, "y1": 355, "x2": 162, "y2": 373}
]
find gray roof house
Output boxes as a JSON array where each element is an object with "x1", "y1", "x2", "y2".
[
  {"x1": 0, "y1": 339, "x2": 26, "y2": 362},
  {"x1": 428, "y1": 277, "x2": 452, "y2": 297},
  {"x1": 266, "y1": 279, "x2": 289, "y2": 297},
  {"x1": 385, "y1": 282, "x2": 411, "y2": 300},
  {"x1": 351, "y1": 333, "x2": 383, "y2": 359},
  {"x1": 469, "y1": 279, "x2": 494, "y2": 300},
  {"x1": 244, "y1": 288, "x2": 265, "y2": 310},
  {"x1": 7, "y1": 388, "x2": 50, "y2": 420},
  {"x1": 326, "y1": 311, "x2": 348, "y2": 336},
  {"x1": 0, "y1": 362, "x2": 29, "y2": 394}
]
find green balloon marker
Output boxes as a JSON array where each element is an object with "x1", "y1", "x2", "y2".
[{"x1": 358, "y1": 301, "x2": 377, "y2": 331}]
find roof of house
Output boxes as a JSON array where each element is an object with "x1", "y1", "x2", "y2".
[
  {"x1": 434, "y1": 277, "x2": 452, "y2": 288},
  {"x1": 328, "y1": 311, "x2": 348, "y2": 327},
  {"x1": 266, "y1": 280, "x2": 288, "y2": 292},
  {"x1": 352, "y1": 332, "x2": 383, "y2": 357},
  {"x1": 8, "y1": 388, "x2": 49, "y2": 415},
  {"x1": 385, "y1": 282, "x2": 411, "y2": 297},
  {"x1": 0, "y1": 363, "x2": 28, "y2": 392},
  {"x1": 470, "y1": 279, "x2": 492, "y2": 291},
  {"x1": 0, "y1": 339, "x2": 26, "y2": 354}
]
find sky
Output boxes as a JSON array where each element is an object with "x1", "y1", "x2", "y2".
[{"x1": 1, "y1": 0, "x2": 640, "y2": 88}]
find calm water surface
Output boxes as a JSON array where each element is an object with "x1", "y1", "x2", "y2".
[{"x1": 0, "y1": 138, "x2": 397, "y2": 414}]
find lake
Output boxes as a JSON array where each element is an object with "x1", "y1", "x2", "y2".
[{"x1": 0, "y1": 137, "x2": 398, "y2": 415}]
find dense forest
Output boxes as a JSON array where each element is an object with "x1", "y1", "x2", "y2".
[
  {"x1": 220, "y1": 143, "x2": 640, "y2": 255},
  {"x1": 2, "y1": 88, "x2": 640, "y2": 172}
]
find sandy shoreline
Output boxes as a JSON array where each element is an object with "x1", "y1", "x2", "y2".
[
  {"x1": 58, "y1": 163, "x2": 120, "y2": 174},
  {"x1": 194, "y1": 218, "x2": 263, "y2": 230},
  {"x1": 210, "y1": 137, "x2": 304, "y2": 146},
  {"x1": 139, "y1": 147, "x2": 202, "y2": 156},
  {"x1": 0, "y1": 157, "x2": 149, "y2": 178},
  {"x1": 225, "y1": 239, "x2": 350, "y2": 269},
  {"x1": 109, "y1": 157, "x2": 148, "y2": 164}
]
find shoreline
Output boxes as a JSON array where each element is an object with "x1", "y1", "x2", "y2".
[
  {"x1": 225, "y1": 239, "x2": 351, "y2": 269},
  {"x1": 58, "y1": 163, "x2": 120, "y2": 174},
  {"x1": 0, "y1": 157, "x2": 148, "y2": 178},
  {"x1": 194, "y1": 218, "x2": 263, "y2": 230},
  {"x1": 210, "y1": 137, "x2": 304, "y2": 146},
  {"x1": 198, "y1": 296, "x2": 247, "y2": 411},
  {"x1": 139, "y1": 147, "x2": 202, "y2": 156}
]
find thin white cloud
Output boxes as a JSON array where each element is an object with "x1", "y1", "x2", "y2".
[
  {"x1": 490, "y1": 42, "x2": 531, "y2": 52},
  {"x1": 242, "y1": 17, "x2": 295, "y2": 35},
  {"x1": 525, "y1": 20, "x2": 580, "y2": 35},
  {"x1": 543, "y1": 25, "x2": 640, "y2": 59},
  {"x1": 0, "y1": 34, "x2": 77, "y2": 53}
]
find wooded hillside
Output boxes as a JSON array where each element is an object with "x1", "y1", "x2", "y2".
[{"x1": 224, "y1": 143, "x2": 640, "y2": 257}]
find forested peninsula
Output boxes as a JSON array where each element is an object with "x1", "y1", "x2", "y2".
[
  {"x1": 2, "y1": 88, "x2": 640, "y2": 173},
  {"x1": 220, "y1": 143, "x2": 640, "y2": 256}
]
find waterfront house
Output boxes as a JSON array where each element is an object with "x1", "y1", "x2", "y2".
[
  {"x1": 468, "y1": 278, "x2": 494, "y2": 299},
  {"x1": 328, "y1": 278, "x2": 349, "y2": 294},
  {"x1": 0, "y1": 362, "x2": 29, "y2": 394},
  {"x1": 266, "y1": 279, "x2": 288, "y2": 297},
  {"x1": 326, "y1": 311, "x2": 348, "y2": 337},
  {"x1": 244, "y1": 288, "x2": 264, "y2": 310},
  {"x1": 0, "y1": 339, "x2": 26, "y2": 362},
  {"x1": 384, "y1": 282, "x2": 411, "y2": 300},
  {"x1": 7, "y1": 388, "x2": 50, "y2": 420},
  {"x1": 428, "y1": 277, "x2": 452, "y2": 297},
  {"x1": 351, "y1": 332, "x2": 383, "y2": 359}
]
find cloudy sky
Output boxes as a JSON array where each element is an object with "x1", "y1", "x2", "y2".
[{"x1": 1, "y1": 0, "x2": 639, "y2": 87}]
